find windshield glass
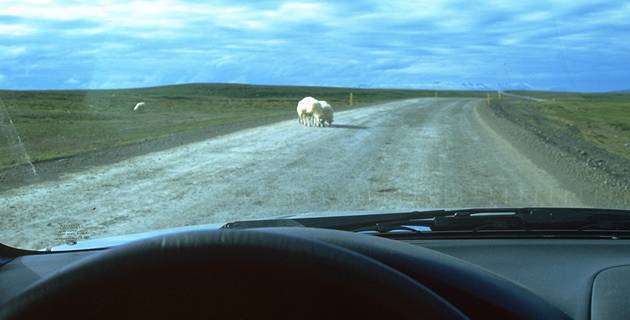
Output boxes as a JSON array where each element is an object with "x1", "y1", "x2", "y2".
[{"x1": 1, "y1": 0, "x2": 629, "y2": 250}]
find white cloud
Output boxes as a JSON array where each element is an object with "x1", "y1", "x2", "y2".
[
  {"x1": 384, "y1": 60, "x2": 474, "y2": 76},
  {"x1": 73, "y1": 42, "x2": 133, "y2": 57},
  {"x1": 580, "y1": 2, "x2": 630, "y2": 27},
  {"x1": 0, "y1": 0, "x2": 335, "y2": 37},
  {"x1": 64, "y1": 27, "x2": 107, "y2": 36},
  {"x1": 0, "y1": 46, "x2": 27, "y2": 59},
  {"x1": 0, "y1": 24, "x2": 37, "y2": 36},
  {"x1": 64, "y1": 77, "x2": 80, "y2": 84},
  {"x1": 213, "y1": 55, "x2": 235, "y2": 68},
  {"x1": 89, "y1": 74, "x2": 163, "y2": 89},
  {"x1": 498, "y1": 37, "x2": 522, "y2": 46},
  {"x1": 264, "y1": 2, "x2": 330, "y2": 21},
  {"x1": 370, "y1": 1, "x2": 449, "y2": 20},
  {"x1": 516, "y1": 11, "x2": 552, "y2": 22},
  {"x1": 0, "y1": 0, "x2": 626, "y2": 91}
]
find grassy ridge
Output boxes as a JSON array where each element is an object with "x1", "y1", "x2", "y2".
[
  {"x1": 0, "y1": 83, "x2": 483, "y2": 170},
  {"x1": 497, "y1": 91, "x2": 630, "y2": 159}
]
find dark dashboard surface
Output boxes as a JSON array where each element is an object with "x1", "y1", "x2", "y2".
[
  {"x1": 2, "y1": 237, "x2": 630, "y2": 319},
  {"x1": 416, "y1": 239, "x2": 630, "y2": 320}
]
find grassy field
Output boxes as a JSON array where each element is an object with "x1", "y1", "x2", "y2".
[
  {"x1": 495, "y1": 91, "x2": 630, "y2": 159},
  {"x1": 0, "y1": 83, "x2": 486, "y2": 170}
]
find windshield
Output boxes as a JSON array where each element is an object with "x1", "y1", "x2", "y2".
[{"x1": 1, "y1": 0, "x2": 629, "y2": 250}]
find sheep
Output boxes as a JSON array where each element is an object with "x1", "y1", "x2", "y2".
[
  {"x1": 297, "y1": 96, "x2": 323, "y2": 126},
  {"x1": 296, "y1": 97, "x2": 334, "y2": 127},
  {"x1": 307, "y1": 100, "x2": 326, "y2": 127},
  {"x1": 319, "y1": 100, "x2": 334, "y2": 127},
  {"x1": 296, "y1": 96, "x2": 315, "y2": 125},
  {"x1": 133, "y1": 101, "x2": 145, "y2": 111}
]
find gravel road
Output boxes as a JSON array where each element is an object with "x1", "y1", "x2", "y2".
[{"x1": 1, "y1": 98, "x2": 586, "y2": 249}]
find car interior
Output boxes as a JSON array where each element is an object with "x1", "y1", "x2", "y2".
[{"x1": 2, "y1": 219, "x2": 629, "y2": 319}]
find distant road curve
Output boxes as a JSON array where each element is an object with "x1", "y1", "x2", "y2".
[
  {"x1": 0, "y1": 98, "x2": 584, "y2": 249},
  {"x1": 499, "y1": 91, "x2": 547, "y2": 102}
]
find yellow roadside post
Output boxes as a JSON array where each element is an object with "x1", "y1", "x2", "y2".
[
  {"x1": 349, "y1": 92, "x2": 354, "y2": 106},
  {"x1": 486, "y1": 93, "x2": 491, "y2": 106}
]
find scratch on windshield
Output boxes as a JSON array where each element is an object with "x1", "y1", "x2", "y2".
[{"x1": 0, "y1": 97, "x2": 38, "y2": 176}]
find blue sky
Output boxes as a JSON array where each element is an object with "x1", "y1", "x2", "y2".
[{"x1": 1, "y1": 0, "x2": 629, "y2": 91}]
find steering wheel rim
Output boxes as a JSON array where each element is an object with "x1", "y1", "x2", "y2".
[
  {"x1": 262, "y1": 227, "x2": 571, "y2": 320},
  {"x1": 1, "y1": 229, "x2": 468, "y2": 320}
]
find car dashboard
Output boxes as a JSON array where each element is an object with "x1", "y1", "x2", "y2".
[{"x1": 1, "y1": 230, "x2": 630, "y2": 319}]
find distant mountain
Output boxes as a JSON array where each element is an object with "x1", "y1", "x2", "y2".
[
  {"x1": 412, "y1": 81, "x2": 536, "y2": 91},
  {"x1": 352, "y1": 81, "x2": 540, "y2": 91},
  {"x1": 496, "y1": 82, "x2": 535, "y2": 91},
  {"x1": 547, "y1": 86, "x2": 570, "y2": 92},
  {"x1": 460, "y1": 82, "x2": 494, "y2": 90},
  {"x1": 410, "y1": 81, "x2": 495, "y2": 91}
]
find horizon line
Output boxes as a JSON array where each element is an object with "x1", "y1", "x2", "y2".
[{"x1": 0, "y1": 82, "x2": 625, "y2": 94}]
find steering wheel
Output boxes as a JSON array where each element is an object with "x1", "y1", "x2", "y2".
[{"x1": 1, "y1": 229, "x2": 468, "y2": 319}]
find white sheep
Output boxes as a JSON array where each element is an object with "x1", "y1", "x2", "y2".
[
  {"x1": 296, "y1": 97, "x2": 335, "y2": 127},
  {"x1": 133, "y1": 101, "x2": 145, "y2": 111},
  {"x1": 296, "y1": 96, "x2": 323, "y2": 127},
  {"x1": 307, "y1": 101, "x2": 326, "y2": 127},
  {"x1": 296, "y1": 97, "x2": 314, "y2": 125},
  {"x1": 319, "y1": 100, "x2": 334, "y2": 127}
]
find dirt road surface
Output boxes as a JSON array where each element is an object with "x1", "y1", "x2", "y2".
[{"x1": 1, "y1": 98, "x2": 586, "y2": 249}]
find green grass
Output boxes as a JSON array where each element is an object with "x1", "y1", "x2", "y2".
[
  {"x1": 0, "y1": 83, "x2": 485, "y2": 170},
  {"x1": 496, "y1": 91, "x2": 630, "y2": 159}
]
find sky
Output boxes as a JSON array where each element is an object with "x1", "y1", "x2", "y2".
[{"x1": 1, "y1": 0, "x2": 629, "y2": 92}]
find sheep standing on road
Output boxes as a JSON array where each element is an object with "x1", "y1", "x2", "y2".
[
  {"x1": 296, "y1": 97, "x2": 320, "y2": 126},
  {"x1": 296, "y1": 97, "x2": 333, "y2": 127},
  {"x1": 309, "y1": 101, "x2": 326, "y2": 127},
  {"x1": 296, "y1": 97, "x2": 312, "y2": 125},
  {"x1": 319, "y1": 100, "x2": 334, "y2": 127}
]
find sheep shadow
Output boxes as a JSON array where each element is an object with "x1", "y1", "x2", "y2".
[{"x1": 328, "y1": 124, "x2": 369, "y2": 130}]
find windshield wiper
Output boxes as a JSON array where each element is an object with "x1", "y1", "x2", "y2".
[
  {"x1": 222, "y1": 209, "x2": 456, "y2": 231},
  {"x1": 222, "y1": 208, "x2": 630, "y2": 237},
  {"x1": 350, "y1": 208, "x2": 630, "y2": 234}
]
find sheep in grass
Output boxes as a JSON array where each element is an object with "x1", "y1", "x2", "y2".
[{"x1": 133, "y1": 101, "x2": 145, "y2": 111}]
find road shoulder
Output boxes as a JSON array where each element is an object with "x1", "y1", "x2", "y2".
[{"x1": 477, "y1": 100, "x2": 630, "y2": 208}]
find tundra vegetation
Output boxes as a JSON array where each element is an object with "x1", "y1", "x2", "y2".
[{"x1": 491, "y1": 91, "x2": 630, "y2": 160}]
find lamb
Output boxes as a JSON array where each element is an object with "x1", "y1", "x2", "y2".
[
  {"x1": 319, "y1": 100, "x2": 334, "y2": 127},
  {"x1": 307, "y1": 101, "x2": 326, "y2": 127},
  {"x1": 133, "y1": 101, "x2": 145, "y2": 111}
]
